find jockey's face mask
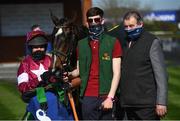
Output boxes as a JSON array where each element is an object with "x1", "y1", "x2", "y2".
[{"x1": 29, "y1": 44, "x2": 47, "y2": 61}]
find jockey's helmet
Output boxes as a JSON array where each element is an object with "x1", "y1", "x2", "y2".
[{"x1": 27, "y1": 30, "x2": 48, "y2": 46}]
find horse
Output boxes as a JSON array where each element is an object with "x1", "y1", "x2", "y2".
[{"x1": 50, "y1": 13, "x2": 82, "y2": 121}]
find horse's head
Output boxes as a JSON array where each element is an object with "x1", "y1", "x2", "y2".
[
  {"x1": 50, "y1": 14, "x2": 78, "y2": 77},
  {"x1": 52, "y1": 17, "x2": 75, "y2": 48}
]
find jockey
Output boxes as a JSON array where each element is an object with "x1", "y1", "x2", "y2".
[{"x1": 17, "y1": 30, "x2": 75, "y2": 120}]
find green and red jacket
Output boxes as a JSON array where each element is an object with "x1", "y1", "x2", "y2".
[{"x1": 78, "y1": 34, "x2": 116, "y2": 97}]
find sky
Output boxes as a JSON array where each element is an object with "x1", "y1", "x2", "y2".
[{"x1": 93, "y1": 0, "x2": 180, "y2": 11}]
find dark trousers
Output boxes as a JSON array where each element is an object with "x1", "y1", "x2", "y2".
[
  {"x1": 81, "y1": 96, "x2": 113, "y2": 120},
  {"x1": 124, "y1": 107, "x2": 160, "y2": 120}
]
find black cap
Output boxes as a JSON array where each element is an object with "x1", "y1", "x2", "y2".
[{"x1": 28, "y1": 35, "x2": 48, "y2": 46}]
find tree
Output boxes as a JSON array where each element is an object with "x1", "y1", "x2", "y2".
[{"x1": 97, "y1": 0, "x2": 142, "y2": 27}]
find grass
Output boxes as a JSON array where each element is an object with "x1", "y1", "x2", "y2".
[
  {"x1": 0, "y1": 80, "x2": 26, "y2": 120},
  {"x1": 0, "y1": 65, "x2": 180, "y2": 120},
  {"x1": 164, "y1": 65, "x2": 180, "y2": 120}
]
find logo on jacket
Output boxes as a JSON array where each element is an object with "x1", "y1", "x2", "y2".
[{"x1": 102, "y1": 53, "x2": 110, "y2": 60}]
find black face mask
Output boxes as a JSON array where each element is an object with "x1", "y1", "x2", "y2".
[
  {"x1": 32, "y1": 50, "x2": 46, "y2": 61},
  {"x1": 89, "y1": 24, "x2": 104, "y2": 40}
]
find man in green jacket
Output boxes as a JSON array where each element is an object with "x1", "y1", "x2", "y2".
[{"x1": 69, "y1": 7, "x2": 123, "y2": 120}]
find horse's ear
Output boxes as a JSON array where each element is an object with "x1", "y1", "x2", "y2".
[
  {"x1": 69, "y1": 12, "x2": 78, "y2": 25},
  {"x1": 49, "y1": 9, "x2": 59, "y2": 26}
]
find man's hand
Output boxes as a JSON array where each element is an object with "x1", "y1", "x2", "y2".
[
  {"x1": 156, "y1": 104, "x2": 167, "y2": 118},
  {"x1": 100, "y1": 97, "x2": 113, "y2": 110}
]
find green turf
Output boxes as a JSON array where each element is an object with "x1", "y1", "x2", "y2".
[
  {"x1": 0, "y1": 80, "x2": 26, "y2": 120},
  {"x1": 164, "y1": 65, "x2": 180, "y2": 120},
  {"x1": 0, "y1": 65, "x2": 180, "y2": 120}
]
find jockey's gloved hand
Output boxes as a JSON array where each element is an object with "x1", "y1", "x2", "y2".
[
  {"x1": 21, "y1": 90, "x2": 36, "y2": 103},
  {"x1": 62, "y1": 82, "x2": 72, "y2": 91},
  {"x1": 40, "y1": 102, "x2": 48, "y2": 111},
  {"x1": 40, "y1": 70, "x2": 52, "y2": 84},
  {"x1": 51, "y1": 68, "x2": 63, "y2": 80}
]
